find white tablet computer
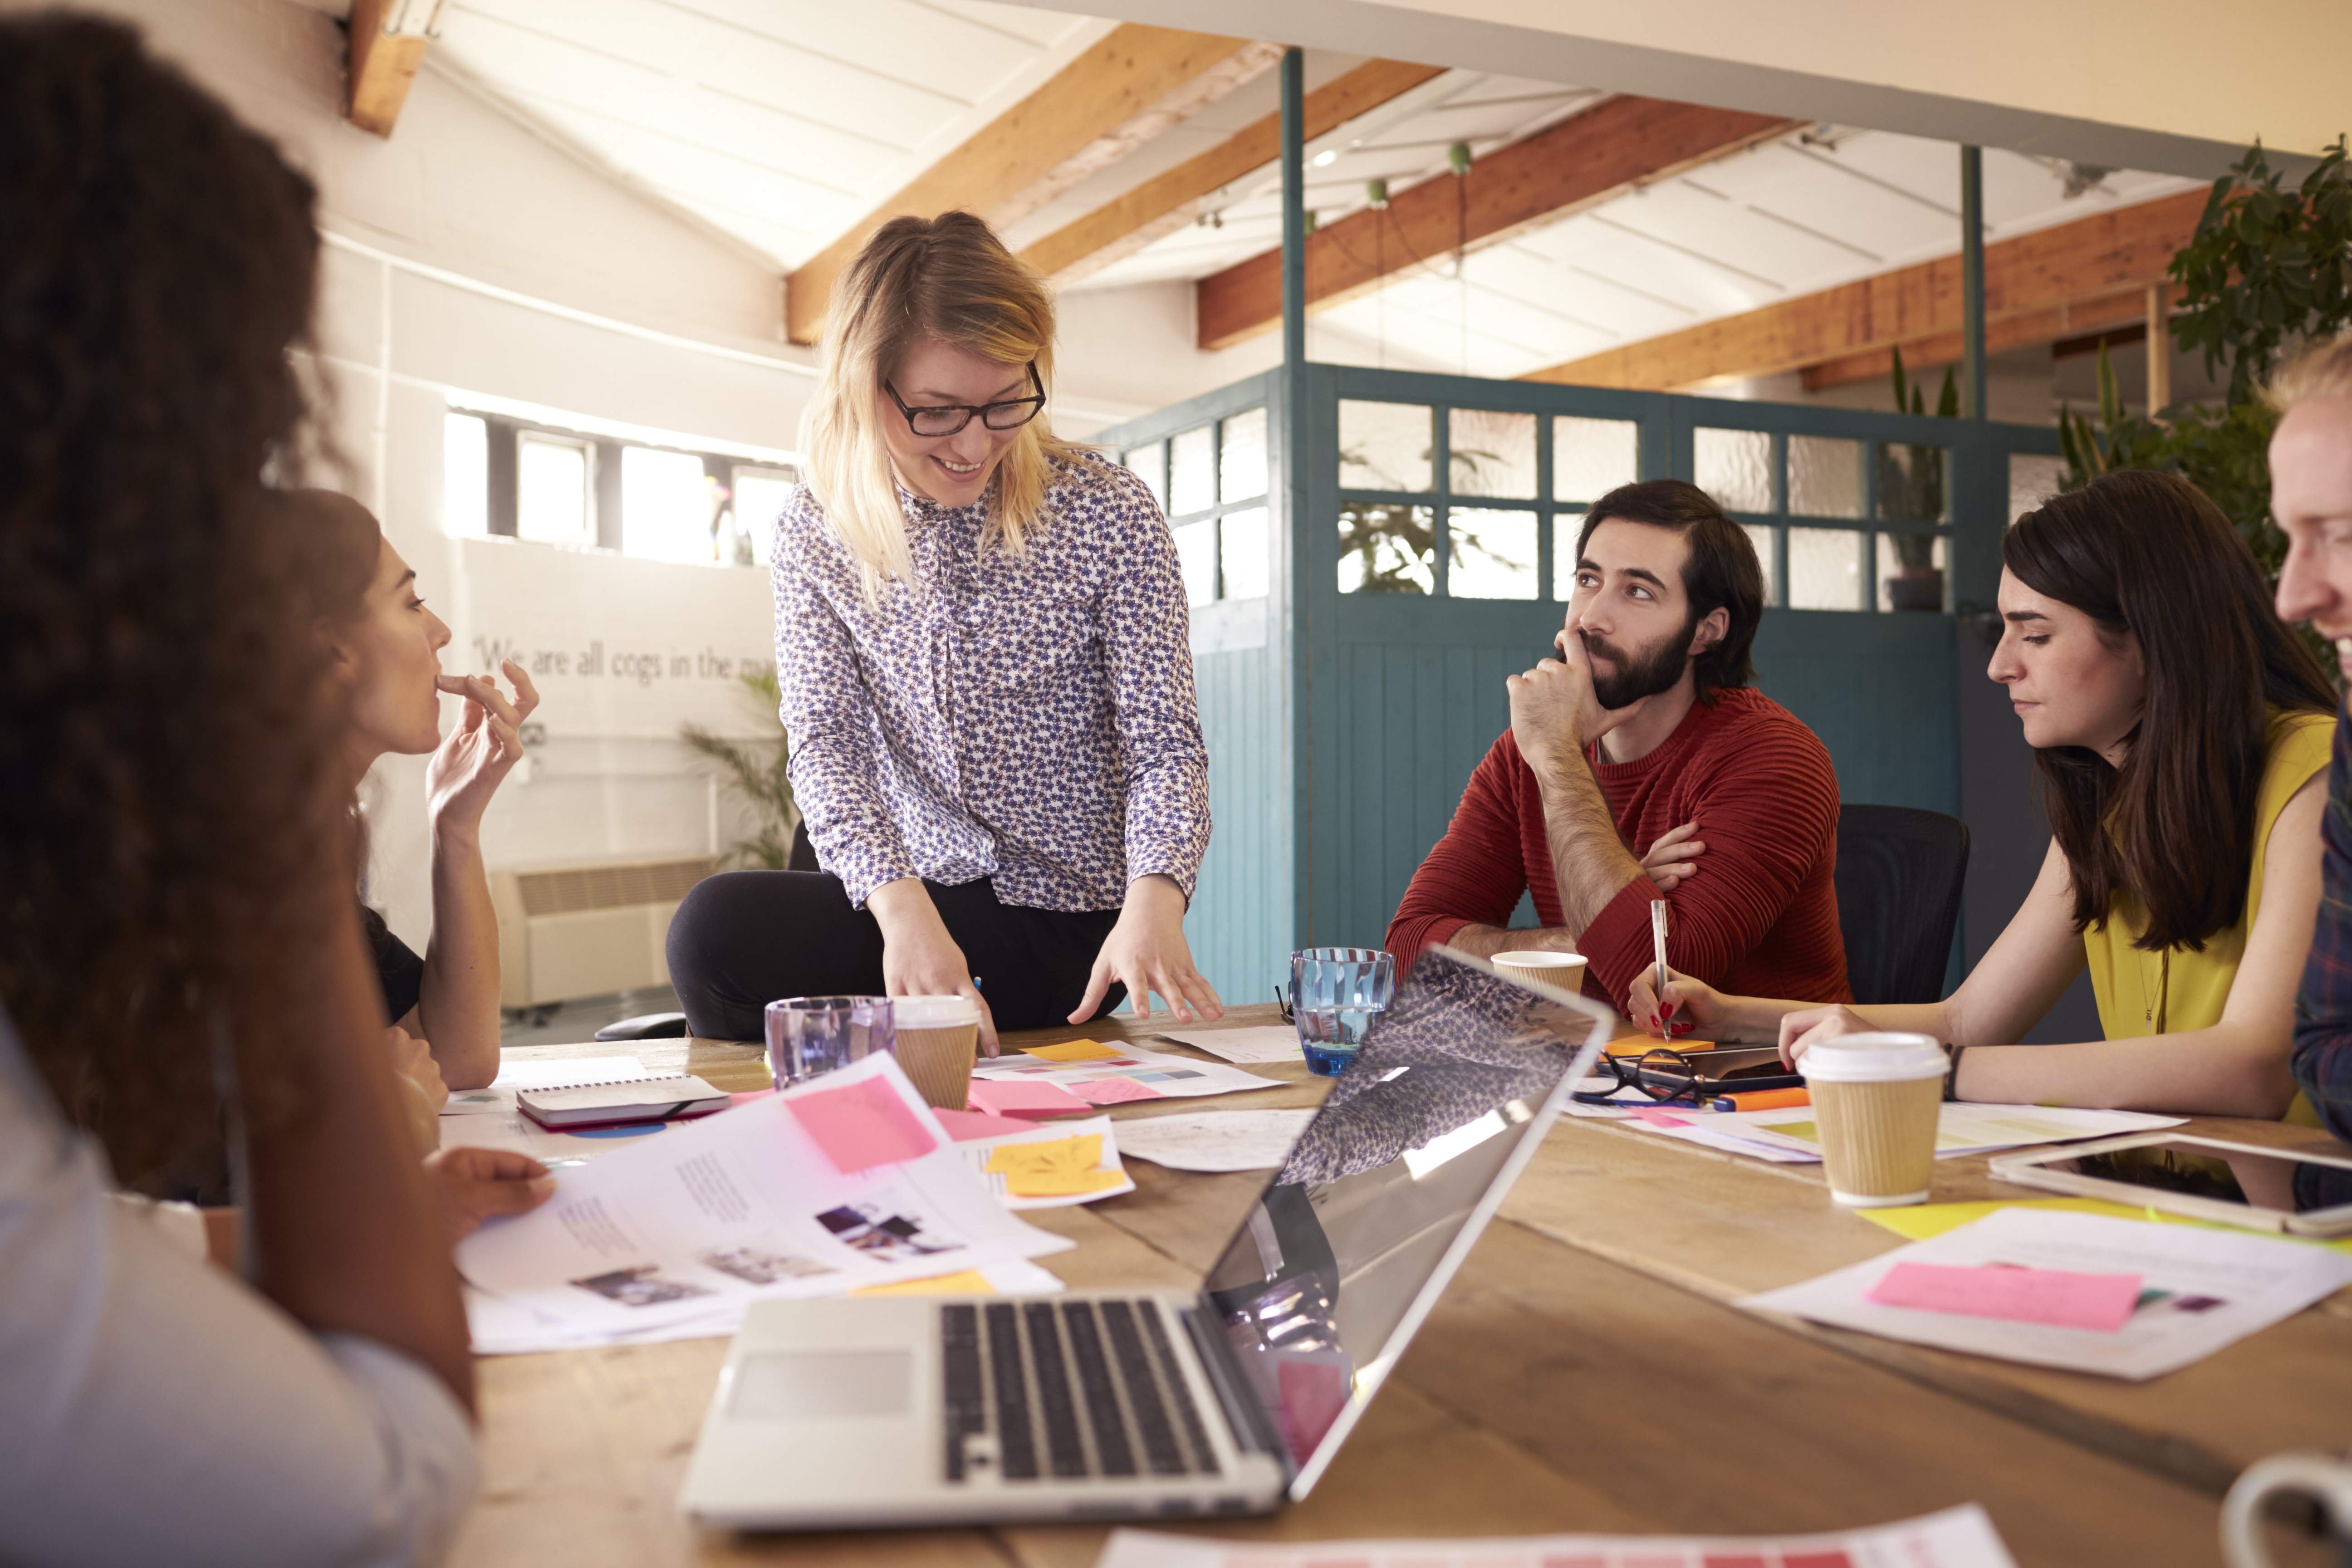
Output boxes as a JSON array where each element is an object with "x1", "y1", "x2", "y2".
[{"x1": 1989, "y1": 1132, "x2": 2352, "y2": 1236}]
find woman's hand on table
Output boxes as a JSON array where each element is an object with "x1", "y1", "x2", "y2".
[
  {"x1": 1070, "y1": 874, "x2": 1224, "y2": 1027},
  {"x1": 421, "y1": 1147, "x2": 556, "y2": 1240},
  {"x1": 1625, "y1": 964, "x2": 1725, "y2": 1040},
  {"x1": 1640, "y1": 820, "x2": 1705, "y2": 893},
  {"x1": 1776, "y1": 1003, "x2": 1877, "y2": 1069},
  {"x1": 868, "y1": 878, "x2": 999, "y2": 1056}
]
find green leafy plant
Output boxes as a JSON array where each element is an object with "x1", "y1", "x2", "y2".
[
  {"x1": 2058, "y1": 136, "x2": 2352, "y2": 580},
  {"x1": 680, "y1": 669, "x2": 797, "y2": 869},
  {"x1": 1882, "y1": 346, "x2": 1957, "y2": 574}
]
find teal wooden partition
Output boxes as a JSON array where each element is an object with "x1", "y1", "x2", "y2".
[{"x1": 1095, "y1": 364, "x2": 2061, "y2": 1008}]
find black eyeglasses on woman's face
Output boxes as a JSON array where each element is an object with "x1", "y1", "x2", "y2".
[{"x1": 884, "y1": 363, "x2": 1046, "y2": 438}]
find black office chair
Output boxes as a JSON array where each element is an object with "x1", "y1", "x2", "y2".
[{"x1": 1834, "y1": 804, "x2": 1971, "y2": 1005}]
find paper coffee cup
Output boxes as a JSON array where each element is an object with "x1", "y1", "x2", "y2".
[
  {"x1": 1798, "y1": 1033, "x2": 1946, "y2": 1207},
  {"x1": 891, "y1": 995, "x2": 982, "y2": 1110},
  {"x1": 1491, "y1": 951, "x2": 1588, "y2": 976}
]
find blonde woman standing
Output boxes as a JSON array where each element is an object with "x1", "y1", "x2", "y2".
[{"x1": 667, "y1": 213, "x2": 1222, "y2": 1051}]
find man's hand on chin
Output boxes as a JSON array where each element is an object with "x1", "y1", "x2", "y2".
[{"x1": 1509, "y1": 632, "x2": 1642, "y2": 775}]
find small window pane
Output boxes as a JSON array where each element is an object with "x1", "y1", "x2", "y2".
[
  {"x1": 1789, "y1": 527, "x2": 1863, "y2": 610},
  {"x1": 622, "y1": 446, "x2": 713, "y2": 563},
  {"x1": 1173, "y1": 518, "x2": 1217, "y2": 606},
  {"x1": 1788, "y1": 435, "x2": 1862, "y2": 519},
  {"x1": 1170, "y1": 426, "x2": 1215, "y2": 517},
  {"x1": 1121, "y1": 442, "x2": 1167, "y2": 513},
  {"x1": 1220, "y1": 506, "x2": 1269, "y2": 599},
  {"x1": 517, "y1": 434, "x2": 590, "y2": 545},
  {"x1": 733, "y1": 468, "x2": 796, "y2": 567},
  {"x1": 1338, "y1": 503, "x2": 1433, "y2": 594},
  {"x1": 1554, "y1": 416, "x2": 1638, "y2": 503},
  {"x1": 1448, "y1": 508, "x2": 1538, "y2": 599},
  {"x1": 1695, "y1": 427, "x2": 1772, "y2": 514},
  {"x1": 1878, "y1": 532, "x2": 1948, "y2": 612},
  {"x1": 443, "y1": 412, "x2": 488, "y2": 537},
  {"x1": 1449, "y1": 409, "x2": 1536, "y2": 498},
  {"x1": 1219, "y1": 408, "x2": 1268, "y2": 504},
  {"x1": 1741, "y1": 524, "x2": 1778, "y2": 608},
  {"x1": 2009, "y1": 452, "x2": 2066, "y2": 528},
  {"x1": 1877, "y1": 443, "x2": 1950, "y2": 523},
  {"x1": 1339, "y1": 401, "x2": 1432, "y2": 493}
]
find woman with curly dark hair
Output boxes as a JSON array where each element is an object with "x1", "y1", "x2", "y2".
[
  {"x1": 1635, "y1": 469, "x2": 2334, "y2": 1119},
  {"x1": 0, "y1": 15, "x2": 479, "y2": 1562}
]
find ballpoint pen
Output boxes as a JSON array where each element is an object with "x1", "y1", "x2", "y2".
[{"x1": 1650, "y1": 897, "x2": 1670, "y2": 1000}]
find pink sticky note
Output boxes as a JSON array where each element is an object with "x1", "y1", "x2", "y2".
[
  {"x1": 728, "y1": 1089, "x2": 775, "y2": 1109},
  {"x1": 931, "y1": 1107, "x2": 1021, "y2": 1142},
  {"x1": 1070, "y1": 1076, "x2": 1167, "y2": 1105},
  {"x1": 1866, "y1": 1260, "x2": 2144, "y2": 1333},
  {"x1": 786, "y1": 1075, "x2": 939, "y2": 1174},
  {"x1": 967, "y1": 1078, "x2": 1094, "y2": 1117},
  {"x1": 1629, "y1": 1106, "x2": 1693, "y2": 1129}
]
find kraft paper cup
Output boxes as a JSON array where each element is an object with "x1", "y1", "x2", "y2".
[
  {"x1": 1490, "y1": 951, "x2": 1589, "y2": 984},
  {"x1": 1798, "y1": 1033, "x2": 1946, "y2": 1208},
  {"x1": 891, "y1": 995, "x2": 982, "y2": 1110}
]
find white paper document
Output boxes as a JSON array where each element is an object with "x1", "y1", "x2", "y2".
[
  {"x1": 972, "y1": 1042, "x2": 1283, "y2": 1103},
  {"x1": 456, "y1": 1054, "x2": 1072, "y2": 1337},
  {"x1": 1114, "y1": 1109, "x2": 1318, "y2": 1172},
  {"x1": 1155, "y1": 1025, "x2": 1304, "y2": 1064},
  {"x1": 1095, "y1": 1504, "x2": 2017, "y2": 1568},
  {"x1": 955, "y1": 1115, "x2": 1137, "y2": 1209},
  {"x1": 1714, "y1": 1102, "x2": 2185, "y2": 1160},
  {"x1": 1740, "y1": 1207, "x2": 2352, "y2": 1379}
]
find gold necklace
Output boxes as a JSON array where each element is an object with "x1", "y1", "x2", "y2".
[{"x1": 2138, "y1": 943, "x2": 2169, "y2": 1034}]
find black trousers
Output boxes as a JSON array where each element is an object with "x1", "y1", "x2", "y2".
[{"x1": 666, "y1": 868, "x2": 1126, "y2": 1042}]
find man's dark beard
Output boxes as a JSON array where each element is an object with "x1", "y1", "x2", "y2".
[{"x1": 1580, "y1": 609, "x2": 1700, "y2": 710}]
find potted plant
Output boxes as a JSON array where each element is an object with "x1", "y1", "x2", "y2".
[{"x1": 1878, "y1": 347, "x2": 1955, "y2": 611}]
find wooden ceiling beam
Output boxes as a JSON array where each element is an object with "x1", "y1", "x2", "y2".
[
  {"x1": 784, "y1": 24, "x2": 1270, "y2": 345},
  {"x1": 1797, "y1": 285, "x2": 2171, "y2": 391},
  {"x1": 1019, "y1": 59, "x2": 1448, "y2": 288},
  {"x1": 1524, "y1": 188, "x2": 2207, "y2": 391},
  {"x1": 1193, "y1": 96, "x2": 1801, "y2": 352},
  {"x1": 346, "y1": 0, "x2": 431, "y2": 138}
]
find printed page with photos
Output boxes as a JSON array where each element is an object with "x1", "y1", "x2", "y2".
[{"x1": 457, "y1": 1054, "x2": 1072, "y2": 1335}]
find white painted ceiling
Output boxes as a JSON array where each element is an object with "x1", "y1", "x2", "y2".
[{"x1": 417, "y1": 0, "x2": 2198, "y2": 381}]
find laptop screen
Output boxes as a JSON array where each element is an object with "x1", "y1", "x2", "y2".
[{"x1": 1195, "y1": 946, "x2": 1612, "y2": 1497}]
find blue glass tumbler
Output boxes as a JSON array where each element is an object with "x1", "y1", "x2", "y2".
[
  {"x1": 1290, "y1": 948, "x2": 1396, "y2": 1077},
  {"x1": 765, "y1": 995, "x2": 895, "y2": 1088}
]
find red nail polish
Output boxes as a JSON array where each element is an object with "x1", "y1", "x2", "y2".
[
  {"x1": 1671, "y1": 1019, "x2": 1693, "y2": 1035},
  {"x1": 1661, "y1": 1000, "x2": 1676, "y2": 1019}
]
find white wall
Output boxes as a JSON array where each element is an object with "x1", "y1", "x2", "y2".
[{"x1": 14, "y1": 0, "x2": 815, "y2": 957}]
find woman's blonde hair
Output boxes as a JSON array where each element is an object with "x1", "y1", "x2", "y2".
[
  {"x1": 2265, "y1": 332, "x2": 2352, "y2": 414},
  {"x1": 801, "y1": 211, "x2": 1078, "y2": 592}
]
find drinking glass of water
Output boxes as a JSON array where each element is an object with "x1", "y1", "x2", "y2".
[
  {"x1": 1290, "y1": 948, "x2": 1396, "y2": 1077},
  {"x1": 765, "y1": 995, "x2": 895, "y2": 1088}
]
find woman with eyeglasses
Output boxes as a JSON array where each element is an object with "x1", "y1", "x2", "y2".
[{"x1": 666, "y1": 212, "x2": 1222, "y2": 1051}]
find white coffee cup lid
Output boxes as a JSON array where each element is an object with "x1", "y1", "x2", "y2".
[
  {"x1": 1798, "y1": 1032, "x2": 1946, "y2": 1083},
  {"x1": 892, "y1": 994, "x2": 980, "y2": 1028},
  {"x1": 1491, "y1": 951, "x2": 1588, "y2": 970}
]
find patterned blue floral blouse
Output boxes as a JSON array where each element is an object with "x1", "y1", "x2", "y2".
[{"x1": 770, "y1": 450, "x2": 1210, "y2": 913}]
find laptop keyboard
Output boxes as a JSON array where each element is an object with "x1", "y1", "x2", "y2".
[{"x1": 940, "y1": 1300, "x2": 1221, "y2": 1483}]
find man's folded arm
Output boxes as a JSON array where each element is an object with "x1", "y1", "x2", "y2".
[
  {"x1": 1581, "y1": 738, "x2": 1839, "y2": 1009},
  {"x1": 1386, "y1": 738, "x2": 1534, "y2": 964},
  {"x1": 2294, "y1": 780, "x2": 2352, "y2": 1143}
]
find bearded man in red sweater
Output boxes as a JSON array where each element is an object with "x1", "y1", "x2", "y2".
[{"x1": 1387, "y1": 479, "x2": 1850, "y2": 1018}]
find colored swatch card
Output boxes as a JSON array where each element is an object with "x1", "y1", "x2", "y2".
[
  {"x1": 1866, "y1": 1260, "x2": 2143, "y2": 1332},
  {"x1": 968, "y1": 1078, "x2": 1094, "y2": 1117},
  {"x1": 1020, "y1": 1038, "x2": 1123, "y2": 1063},
  {"x1": 786, "y1": 1074, "x2": 939, "y2": 1174},
  {"x1": 1071, "y1": 1076, "x2": 1166, "y2": 1105}
]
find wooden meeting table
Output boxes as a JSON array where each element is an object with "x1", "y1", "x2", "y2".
[{"x1": 448, "y1": 1004, "x2": 2350, "y2": 1568}]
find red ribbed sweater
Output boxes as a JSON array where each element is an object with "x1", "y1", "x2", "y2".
[{"x1": 1385, "y1": 686, "x2": 1851, "y2": 1015}]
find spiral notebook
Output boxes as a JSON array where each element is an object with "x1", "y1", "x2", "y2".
[{"x1": 516, "y1": 1073, "x2": 730, "y2": 1129}]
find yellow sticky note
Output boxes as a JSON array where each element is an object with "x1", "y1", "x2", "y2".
[
  {"x1": 1021, "y1": 1038, "x2": 1123, "y2": 1062},
  {"x1": 986, "y1": 1134, "x2": 1125, "y2": 1198},
  {"x1": 1860, "y1": 1196, "x2": 2352, "y2": 1254},
  {"x1": 852, "y1": 1269, "x2": 998, "y2": 1298}
]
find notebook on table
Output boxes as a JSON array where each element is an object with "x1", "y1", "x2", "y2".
[
  {"x1": 517, "y1": 1074, "x2": 730, "y2": 1129},
  {"x1": 677, "y1": 945, "x2": 1614, "y2": 1529}
]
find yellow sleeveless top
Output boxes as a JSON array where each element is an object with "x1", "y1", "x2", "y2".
[{"x1": 2084, "y1": 708, "x2": 2332, "y2": 1124}]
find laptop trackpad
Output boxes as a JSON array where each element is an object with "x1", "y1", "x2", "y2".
[{"x1": 730, "y1": 1351, "x2": 912, "y2": 1421}]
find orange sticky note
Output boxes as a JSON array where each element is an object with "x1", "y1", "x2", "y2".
[
  {"x1": 852, "y1": 1269, "x2": 997, "y2": 1298},
  {"x1": 786, "y1": 1075, "x2": 938, "y2": 1174},
  {"x1": 1020, "y1": 1038, "x2": 1123, "y2": 1063},
  {"x1": 985, "y1": 1134, "x2": 1124, "y2": 1197}
]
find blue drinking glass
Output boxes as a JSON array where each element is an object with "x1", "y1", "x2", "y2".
[
  {"x1": 1290, "y1": 948, "x2": 1396, "y2": 1077},
  {"x1": 765, "y1": 995, "x2": 895, "y2": 1088}
]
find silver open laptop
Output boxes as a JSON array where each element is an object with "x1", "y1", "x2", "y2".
[{"x1": 678, "y1": 946, "x2": 1614, "y2": 1530}]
